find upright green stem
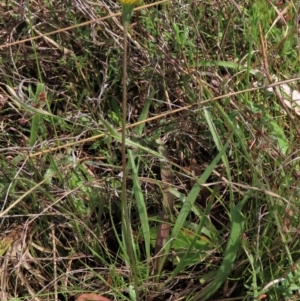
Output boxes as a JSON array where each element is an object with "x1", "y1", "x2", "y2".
[
  {"x1": 121, "y1": 22, "x2": 128, "y2": 219},
  {"x1": 121, "y1": 21, "x2": 139, "y2": 300}
]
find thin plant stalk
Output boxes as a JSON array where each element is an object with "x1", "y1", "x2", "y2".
[
  {"x1": 120, "y1": 1, "x2": 139, "y2": 299},
  {"x1": 121, "y1": 20, "x2": 134, "y2": 269}
]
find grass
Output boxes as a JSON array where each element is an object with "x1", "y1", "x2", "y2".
[{"x1": 1, "y1": 0, "x2": 300, "y2": 300}]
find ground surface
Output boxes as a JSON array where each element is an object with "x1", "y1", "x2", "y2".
[{"x1": 1, "y1": 1, "x2": 300, "y2": 301}]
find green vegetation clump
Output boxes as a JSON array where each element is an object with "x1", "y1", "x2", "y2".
[{"x1": 1, "y1": 0, "x2": 300, "y2": 300}]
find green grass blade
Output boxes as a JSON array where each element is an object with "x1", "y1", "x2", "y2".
[
  {"x1": 29, "y1": 114, "x2": 41, "y2": 147},
  {"x1": 100, "y1": 117, "x2": 164, "y2": 159},
  {"x1": 171, "y1": 189, "x2": 218, "y2": 276},
  {"x1": 192, "y1": 190, "x2": 252, "y2": 301},
  {"x1": 204, "y1": 108, "x2": 233, "y2": 208},
  {"x1": 156, "y1": 137, "x2": 231, "y2": 276},
  {"x1": 135, "y1": 98, "x2": 152, "y2": 137},
  {"x1": 128, "y1": 149, "x2": 151, "y2": 264}
]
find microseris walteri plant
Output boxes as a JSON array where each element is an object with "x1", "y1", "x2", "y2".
[{"x1": 119, "y1": 0, "x2": 140, "y2": 299}]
